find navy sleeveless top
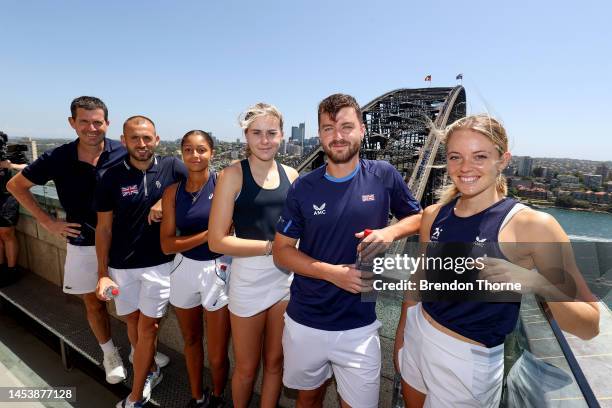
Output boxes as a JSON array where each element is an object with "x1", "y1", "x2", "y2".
[
  {"x1": 175, "y1": 172, "x2": 221, "y2": 261},
  {"x1": 422, "y1": 197, "x2": 521, "y2": 348},
  {"x1": 233, "y1": 159, "x2": 291, "y2": 241}
]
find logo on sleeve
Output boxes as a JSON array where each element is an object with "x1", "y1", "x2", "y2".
[
  {"x1": 155, "y1": 180, "x2": 162, "y2": 189},
  {"x1": 313, "y1": 203, "x2": 326, "y2": 215},
  {"x1": 121, "y1": 185, "x2": 139, "y2": 197},
  {"x1": 209, "y1": 193, "x2": 214, "y2": 200}
]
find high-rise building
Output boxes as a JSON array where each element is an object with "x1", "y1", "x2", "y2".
[
  {"x1": 299, "y1": 122, "x2": 305, "y2": 146},
  {"x1": 30, "y1": 139, "x2": 38, "y2": 161},
  {"x1": 286, "y1": 143, "x2": 303, "y2": 156},
  {"x1": 290, "y1": 123, "x2": 306, "y2": 146},
  {"x1": 596, "y1": 164, "x2": 609, "y2": 181},
  {"x1": 517, "y1": 156, "x2": 533, "y2": 177},
  {"x1": 583, "y1": 174, "x2": 603, "y2": 190},
  {"x1": 291, "y1": 126, "x2": 300, "y2": 143}
]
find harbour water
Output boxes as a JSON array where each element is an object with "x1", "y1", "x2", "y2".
[
  {"x1": 536, "y1": 207, "x2": 612, "y2": 308},
  {"x1": 538, "y1": 207, "x2": 612, "y2": 242}
]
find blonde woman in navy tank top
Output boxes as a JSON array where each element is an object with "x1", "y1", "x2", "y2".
[
  {"x1": 395, "y1": 115, "x2": 600, "y2": 407},
  {"x1": 160, "y1": 131, "x2": 230, "y2": 408},
  {"x1": 208, "y1": 103, "x2": 299, "y2": 408}
]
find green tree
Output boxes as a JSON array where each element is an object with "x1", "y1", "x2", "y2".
[{"x1": 555, "y1": 195, "x2": 575, "y2": 208}]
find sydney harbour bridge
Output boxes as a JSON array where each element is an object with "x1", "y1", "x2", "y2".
[{"x1": 293, "y1": 86, "x2": 466, "y2": 208}]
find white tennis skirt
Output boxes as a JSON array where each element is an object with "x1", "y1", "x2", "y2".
[{"x1": 228, "y1": 255, "x2": 292, "y2": 317}]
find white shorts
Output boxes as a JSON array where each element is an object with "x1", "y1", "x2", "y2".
[
  {"x1": 108, "y1": 262, "x2": 173, "y2": 318},
  {"x1": 228, "y1": 255, "x2": 292, "y2": 317},
  {"x1": 63, "y1": 244, "x2": 98, "y2": 295},
  {"x1": 282, "y1": 314, "x2": 382, "y2": 408},
  {"x1": 169, "y1": 254, "x2": 230, "y2": 311},
  {"x1": 399, "y1": 303, "x2": 504, "y2": 408}
]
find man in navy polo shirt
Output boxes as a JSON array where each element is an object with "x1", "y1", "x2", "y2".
[
  {"x1": 273, "y1": 94, "x2": 422, "y2": 408},
  {"x1": 95, "y1": 115, "x2": 187, "y2": 408},
  {"x1": 7, "y1": 96, "x2": 131, "y2": 384}
]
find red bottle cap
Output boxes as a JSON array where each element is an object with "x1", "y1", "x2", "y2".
[
  {"x1": 111, "y1": 287, "x2": 119, "y2": 296},
  {"x1": 364, "y1": 229, "x2": 373, "y2": 237},
  {"x1": 220, "y1": 265, "x2": 227, "y2": 271}
]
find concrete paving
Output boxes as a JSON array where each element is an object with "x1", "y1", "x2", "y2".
[{"x1": 0, "y1": 304, "x2": 120, "y2": 408}]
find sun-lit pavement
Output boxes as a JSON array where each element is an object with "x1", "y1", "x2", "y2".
[{"x1": 0, "y1": 307, "x2": 119, "y2": 408}]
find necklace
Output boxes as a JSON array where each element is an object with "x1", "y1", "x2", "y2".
[
  {"x1": 186, "y1": 171, "x2": 210, "y2": 204},
  {"x1": 188, "y1": 184, "x2": 206, "y2": 203},
  {"x1": 188, "y1": 183, "x2": 206, "y2": 204}
]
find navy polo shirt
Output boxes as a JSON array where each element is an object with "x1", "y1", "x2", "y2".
[
  {"x1": 276, "y1": 159, "x2": 421, "y2": 331},
  {"x1": 94, "y1": 156, "x2": 187, "y2": 269},
  {"x1": 21, "y1": 138, "x2": 126, "y2": 246}
]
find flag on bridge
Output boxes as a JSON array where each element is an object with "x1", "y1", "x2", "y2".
[
  {"x1": 456, "y1": 73, "x2": 463, "y2": 80},
  {"x1": 424, "y1": 75, "x2": 432, "y2": 82}
]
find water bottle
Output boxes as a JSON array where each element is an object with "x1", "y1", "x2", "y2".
[
  {"x1": 103, "y1": 285, "x2": 119, "y2": 301},
  {"x1": 216, "y1": 256, "x2": 232, "y2": 283},
  {"x1": 356, "y1": 229, "x2": 374, "y2": 271}
]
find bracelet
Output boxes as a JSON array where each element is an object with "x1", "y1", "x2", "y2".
[{"x1": 264, "y1": 240, "x2": 273, "y2": 256}]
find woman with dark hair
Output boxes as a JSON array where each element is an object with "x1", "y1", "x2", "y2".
[
  {"x1": 395, "y1": 114, "x2": 600, "y2": 407},
  {"x1": 161, "y1": 130, "x2": 230, "y2": 408}
]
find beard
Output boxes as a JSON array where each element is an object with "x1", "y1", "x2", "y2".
[
  {"x1": 128, "y1": 147, "x2": 154, "y2": 162},
  {"x1": 322, "y1": 140, "x2": 360, "y2": 164}
]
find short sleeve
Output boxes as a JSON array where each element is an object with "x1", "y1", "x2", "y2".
[
  {"x1": 276, "y1": 181, "x2": 304, "y2": 239},
  {"x1": 21, "y1": 150, "x2": 58, "y2": 185},
  {"x1": 388, "y1": 166, "x2": 421, "y2": 219},
  {"x1": 93, "y1": 171, "x2": 115, "y2": 212}
]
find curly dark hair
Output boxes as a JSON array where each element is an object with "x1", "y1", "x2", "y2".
[{"x1": 317, "y1": 93, "x2": 362, "y2": 127}]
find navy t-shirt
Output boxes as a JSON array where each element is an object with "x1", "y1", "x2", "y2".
[
  {"x1": 21, "y1": 138, "x2": 126, "y2": 246},
  {"x1": 175, "y1": 172, "x2": 220, "y2": 261},
  {"x1": 94, "y1": 156, "x2": 187, "y2": 269},
  {"x1": 276, "y1": 159, "x2": 421, "y2": 330}
]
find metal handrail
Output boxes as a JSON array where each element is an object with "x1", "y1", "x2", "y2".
[{"x1": 538, "y1": 300, "x2": 601, "y2": 408}]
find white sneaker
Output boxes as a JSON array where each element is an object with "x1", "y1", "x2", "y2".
[
  {"x1": 116, "y1": 396, "x2": 144, "y2": 408},
  {"x1": 142, "y1": 367, "x2": 163, "y2": 403},
  {"x1": 129, "y1": 349, "x2": 170, "y2": 368},
  {"x1": 103, "y1": 348, "x2": 127, "y2": 384}
]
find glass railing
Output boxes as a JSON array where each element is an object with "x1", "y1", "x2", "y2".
[
  {"x1": 23, "y1": 185, "x2": 610, "y2": 407},
  {"x1": 387, "y1": 240, "x2": 610, "y2": 408}
]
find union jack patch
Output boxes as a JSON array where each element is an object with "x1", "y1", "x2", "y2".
[
  {"x1": 121, "y1": 185, "x2": 139, "y2": 197},
  {"x1": 362, "y1": 194, "x2": 375, "y2": 202}
]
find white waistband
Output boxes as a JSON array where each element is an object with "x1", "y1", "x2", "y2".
[{"x1": 413, "y1": 303, "x2": 504, "y2": 361}]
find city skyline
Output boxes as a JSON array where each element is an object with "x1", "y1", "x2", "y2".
[{"x1": 1, "y1": 1, "x2": 610, "y2": 161}]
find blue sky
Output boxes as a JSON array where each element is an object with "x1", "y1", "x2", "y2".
[{"x1": 1, "y1": 0, "x2": 610, "y2": 160}]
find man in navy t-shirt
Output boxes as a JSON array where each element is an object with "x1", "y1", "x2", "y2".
[
  {"x1": 274, "y1": 93, "x2": 422, "y2": 408},
  {"x1": 94, "y1": 115, "x2": 187, "y2": 408},
  {"x1": 7, "y1": 96, "x2": 131, "y2": 385}
]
